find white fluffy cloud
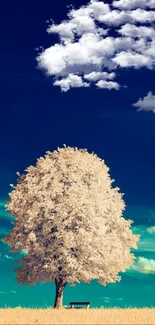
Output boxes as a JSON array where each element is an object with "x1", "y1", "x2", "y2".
[
  {"x1": 131, "y1": 225, "x2": 155, "y2": 253},
  {"x1": 37, "y1": 0, "x2": 155, "y2": 91},
  {"x1": 96, "y1": 10, "x2": 132, "y2": 25},
  {"x1": 98, "y1": 9, "x2": 155, "y2": 26},
  {"x1": 118, "y1": 24, "x2": 155, "y2": 39},
  {"x1": 53, "y1": 74, "x2": 90, "y2": 92},
  {"x1": 84, "y1": 71, "x2": 116, "y2": 81},
  {"x1": 96, "y1": 80, "x2": 120, "y2": 89},
  {"x1": 133, "y1": 92, "x2": 155, "y2": 113},
  {"x1": 113, "y1": 51, "x2": 152, "y2": 68},
  {"x1": 132, "y1": 257, "x2": 155, "y2": 274},
  {"x1": 113, "y1": 0, "x2": 155, "y2": 10},
  {"x1": 147, "y1": 226, "x2": 155, "y2": 233},
  {"x1": 130, "y1": 8, "x2": 155, "y2": 23}
]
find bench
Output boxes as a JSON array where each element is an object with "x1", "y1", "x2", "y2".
[{"x1": 69, "y1": 302, "x2": 90, "y2": 309}]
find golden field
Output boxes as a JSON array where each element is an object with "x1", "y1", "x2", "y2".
[{"x1": 0, "y1": 307, "x2": 155, "y2": 324}]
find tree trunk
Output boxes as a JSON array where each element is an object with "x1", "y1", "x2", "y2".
[{"x1": 54, "y1": 279, "x2": 67, "y2": 309}]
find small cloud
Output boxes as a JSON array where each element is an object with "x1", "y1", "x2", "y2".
[
  {"x1": 96, "y1": 80, "x2": 120, "y2": 90},
  {"x1": 131, "y1": 225, "x2": 155, "y2": 253},
  {"x1": 104, "y1": 300, "x2": 111, "y2": 303},
  {"x1": 0, "y1": 290, "x2": 16, "y2": 294},
  {"x1": 84, "y1": 71, "x2": 116, "y2": 82},
  {"x1": 118, "y1": 24, "x2": 155, "y2": 39},
  {"x1": 53, "y1": 74, "x2": 90, "y2": 92},
  {"x1": 0, "y1": 253, "x2": 13, "y2": 261},
  {"x1": 113, "y1": 0, "x2": 155, "y2": 10},
  {"x1": 113, "y1": 51, "x2": 152, "y2": 68},
  {"x1": 5, "y1": 254, "x2": 13, "y2": 260},
  {"x1": 133, "y1": 92, "x2": 155, "y2": 113},
  {"x1": 146, "y1": 226, "x2": 155, "y2": 233},
  {"x1": 101, "y1": 296, "x2": 111, "y2": 302},
  {"x1": 132, "y1": 256, "x2": 155, "y2": 274}
]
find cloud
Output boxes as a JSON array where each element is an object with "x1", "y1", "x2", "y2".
[
  {"x1": 118, "y1": 24, "x2": 155, "y2": 39},
  {"x1": 131, "y1": 225, "x2": 155, "y2": 253},
  {"x1": 69, "y1": 1, "x2": 110, "y2": 23},
  {"x1": 53, "y1": 74, "x2": 90, "y2": 92},
  {"x1": 98, "y1": 9, "x2": 155, "y2": 26},
  {"x1": 48, "y1": 16, "x2": 97, "y2": 42},
  {"x1": 0, "y1": 253, "x2": 13, "y2": 261},
  {"x1": 101, "y1": 296, "x2": 111, "y2": 302},
  {"x1": 113, "y1": 51, "x2": 152, "y2": 68},
  {"x1": 96, "y1": 10, "x2": 132, "y2": 26},
  {"x1": 130, "y1": 8, "x2": 155, "y2": 23},
  {"x1": 96, "y1": 80, "x2": 120, "y2": 90},
  {"x1": 5, "y1": 254, "x2": 13, "y2": 260},
  {"x1": 84, "y1": 71, "x2": 116, "y2": 81},
  {"x1": 133, "y1": 92, "x2": 155, "y2": 113},
  {"x1": 0, "y1": 290, "x2": 16, "y2": 294},
  {"x1": 113, "y1": 0, "x2": 155, "y2": 10},
  {"x1": 132, "y1": 257, "x2": 155, "y2": 274},
  {"x1": 36, "y1": 0, "x2": 155, "y2": 91},
  {"x1": 147, "y1": 226, "x2": 155, "y2": 233}
]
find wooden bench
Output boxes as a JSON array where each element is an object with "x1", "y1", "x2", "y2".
[{"x1": 69, "y1": 302, "x2": 90, "y2": 309}]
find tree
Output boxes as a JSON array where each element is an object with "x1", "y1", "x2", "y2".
[{"x1": 2, "y1": 146, "x2": 140, "y2": 309}]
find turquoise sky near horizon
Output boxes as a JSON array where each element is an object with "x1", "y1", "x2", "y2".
[
  {"x1": 1, "y1": 0, "x2": 155, "y2": 309},
  {"x1": 0, "y1": 198, "x2": 155, "y2": 309}
]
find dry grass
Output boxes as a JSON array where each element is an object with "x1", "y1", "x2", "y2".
[{"x1": 0, "y1": 306, "x2": 154, "y2": 324}]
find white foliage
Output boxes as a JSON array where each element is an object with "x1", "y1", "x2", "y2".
[{"x1": 3, "y1": 146, "x2": 140, "y2": 287}]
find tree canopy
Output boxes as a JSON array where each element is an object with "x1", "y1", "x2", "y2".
[{"x1": 2, "y1": 146, "x2": 140, "y2": 308}]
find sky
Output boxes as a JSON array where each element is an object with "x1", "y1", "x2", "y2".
[{"x1": 0, "y1": 0, "x2": 155, "y2": 309}]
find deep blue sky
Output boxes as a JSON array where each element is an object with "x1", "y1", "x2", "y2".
[
  {"x1": 1, "y1": 0, "x2": 155, "y2": 211},
  {"x1": 0, "y1": 0, "x2": 155, "y2": 308}
]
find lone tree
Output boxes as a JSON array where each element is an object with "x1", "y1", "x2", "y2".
[{"x1": 3, "y1": 146, "x2": 140, "y2": 309}]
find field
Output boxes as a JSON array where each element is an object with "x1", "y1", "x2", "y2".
[{"x1": 0, "y1": 307, "x2": 154, "y2": 324}]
